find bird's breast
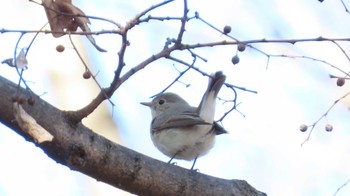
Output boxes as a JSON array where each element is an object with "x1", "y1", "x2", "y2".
[{"x1": 151, "y1": 124, "x2": 216, "y2": 161}]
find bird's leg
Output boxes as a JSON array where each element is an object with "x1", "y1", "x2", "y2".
[
  {"x1": 168, "y1": 152, "x2": 179, "y2": 165},
  {"x1": 190, "y1": 156, "x2": 198, "y2": 170}
]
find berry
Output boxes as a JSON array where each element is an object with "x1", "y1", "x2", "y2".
[
  {"x1": 27, "y1": 97, "x2": 36, "y2": 106},
  {"x1": 336, "y1": 78, "x2": 345, "y2": 86},
  {"x1": 83, "y1": 71, "x2": 91, "y2": 79},
  {"x1": 325, "y1": 124, "x2": 333, "y2": 132},
  {"x1": 231, "y1": 55, "x2": 240, "y2": 65},
  {"x1": 237, "y1": 44, "x2": 246, "y2": 52},
  {"x1": 56, "y1": 45, "x2": 65, "y2": 52},
  {"x1": 17, "y1": 95, "x2": 25, "y2": 105},
  {"x1": 299, "y1": 124, "x2": 308, "y2": 132},
  {"x1": 223, "y1": 26, "x2": 231, "y2": 34}
]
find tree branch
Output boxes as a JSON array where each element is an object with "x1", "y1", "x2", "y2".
[{"x1": 0, "y1": 75, "x2": 265, "y2": 196}]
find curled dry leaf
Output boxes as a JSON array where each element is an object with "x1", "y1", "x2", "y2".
[
  {"x1": 1, "y1": 49, "x2": 28, "y2": 69},
  {"x1": 42, "y1": 0, "x2": 107, "y2": 52},
  {"x1": 16, "y1": 48, "x2": 28, "y2": 69},
  {"x1": 13, "y1": 103, "x2": 54, "y2": 144}
]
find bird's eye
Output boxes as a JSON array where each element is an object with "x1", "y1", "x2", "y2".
[{"x1": 158, "y1": 99, "x2": 165, "y2": 105}]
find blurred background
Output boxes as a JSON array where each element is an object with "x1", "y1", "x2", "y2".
[{"x1": 1, "y1": 0, "x2": 350, "y2": 195}]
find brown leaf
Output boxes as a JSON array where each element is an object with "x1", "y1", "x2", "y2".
[
  {"x1": 13, "y1": 103, "x2": 54, "y2": 144},
  {"x1": 41, "y1": 0, "x2": 106, "y2": 52}
]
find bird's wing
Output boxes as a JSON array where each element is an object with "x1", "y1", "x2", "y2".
[{"x1": 151, "y1": 109, "x2": 211, "y2": 131}]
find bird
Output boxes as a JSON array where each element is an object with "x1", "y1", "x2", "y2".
[{"x1": 141, "y1": 71, "x2": 227, "y2": 169}]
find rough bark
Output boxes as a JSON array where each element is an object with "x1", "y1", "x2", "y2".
[{"x1": 0, "y1": 75, "x2": 266, "y2": 196}]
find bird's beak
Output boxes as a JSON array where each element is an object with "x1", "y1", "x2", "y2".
[{"x1": 140, "y1": 102, "x2": 152, "y2": 107}]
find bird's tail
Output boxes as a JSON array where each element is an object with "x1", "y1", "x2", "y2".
[{"x1": 198, "y1": 71, "x2": 226, "y2": 122}]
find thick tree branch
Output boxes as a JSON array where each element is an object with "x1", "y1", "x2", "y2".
[{"x1": 0, "y1": 75, "x2": 265, "y2": 196}]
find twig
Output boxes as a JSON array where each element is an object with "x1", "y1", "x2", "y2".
[
  {"x1": 329, "y1": 74, "x2": 350, "y2": 79},
  {"x1": 268, "y1": 54, "x2": 348, "y2": 75},
  {"x1": 333, "y1": 178, "x2": 350, "y2": 196},
  {"x1": 134, "y1": 0, "x2": 175, "y2": 21},
  {"x1": 138, "y1": 15, "x2": 183, "y2": 23},
  {"x1": 225, "y1": 83, "x2": 258, "y2": 94},
  {"x1": 111, "y1": 0, "x2": 174, "y2": 93},
  {"x1": 3, "y1": 29, "x2": 350, "y2": 48},
  {"x1": 301, "y1": 91, "x2": 350, "y2": 146},
  {"x1": 195, "y1": 12, "x2": 239, "y2": 42},
  {"x1": 151, "y1": 55, "x2": 195, "y2": 98},
  {"x1": 331, "y1": 40, "x2": 350, "y2": 62},
  {"x1": 330, "y1": 40, "x2": 350, "y2": 77},
  {"x1": 67, "y1": 34, "x2": 114, "y2": 120},
  {"x1": 220, "y1": 102, "x2": 245, "y2": 120},
  {"x1": 179, "y1": 37, "x2": 350, "y2": 50},
  {"x1": 175, "y1": 0, "x2": 189, "y2": 44},
  {"x1": 340, "y1": 0, "x2": 349, "y2": 13},
  {"x1": 187, "y1": 49, "x2": 208, "y2": 62},
  {"x1": 0, "y1": 28, "x2": 121, "y2": 35}
]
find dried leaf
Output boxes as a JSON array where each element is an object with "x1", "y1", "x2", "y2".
[
  {"x1": 16, "y1": 48, "x2": 28, "y2": 69},
  {"x1": 41, "y1": 0, "x2": 106, "y2": 52},
  {"x1": 42, "y1": 0, "x2": 67, "y2": 37},
  {"x1": 13, "y1": 103, "x2": 54, "y2": 144}
]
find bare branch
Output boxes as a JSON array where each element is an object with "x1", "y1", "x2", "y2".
[
  {"x1": 71, "y1": 46, "x2": 176, "y2": 120},
  {"x1": 329, "y1": 74, "x2": 350, "y2": 80},
  {"x1": 340, "y1": 0, "x2": 350, "y2": 14},
  {"x1": 179, "y1": 37, "x2": 350, "y2": 49},
  {"x1": 268, "y1": 54, "x2": 348, "y2": 75},
  {"x1": 195, "y1": 12, "x2": 238, "y2": 42},
  {"x1": 66, "y1": 34, "x2": 114, "y2": 121},
  {"x1": 134, "y1": 0, "x2": 175, "y2": 21},
  {"x1": 138, "y1": 15, "x2": 183, "y2": 23},
  {"x1": 175, "y1": 0, "x2": 189, "y2": 44},
  {"x1": 0, "y1": 28, "x2": 121, "y2": 35},
  {"x1": 301, "y1": 91, "x2": 350, "y2": 146},
  {"x1": 334, "y1": 178, "x2": 350, "y2": 196},
  {"x1": 151, "y1": 56, "x2": 195, "y2": 98}
]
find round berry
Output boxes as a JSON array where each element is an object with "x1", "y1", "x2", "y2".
[
  {"x1": 27, "y1": 97, "x2": 36, "y2": 106},
  {"x1": 17, "y1": 95, "x2": 25, "y2": 105},
  {"x1": 299, "y1": 124, "x2": 308, "y2": 132},
  {"x1": 231, "y1": 55, "x2": 240, "y2": 65},
  {"x1": 223, "y1": 26, "x2": 232, "y2": 34},
  {"x1": 56, "y1": 45, "x2": 65, "y2": 52},
  {"x1": 237, "y1": 44, "x2": 246, "y2": 52},
  {"x1": 336, "y1": 78, "x2": 345, "y2": 86},
  {"x1": 325, "y1": 124, "x2": 333, "y2": 132},
  {"x1": 83, "y1": 71, "x2": 91, "y2": 79}
]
